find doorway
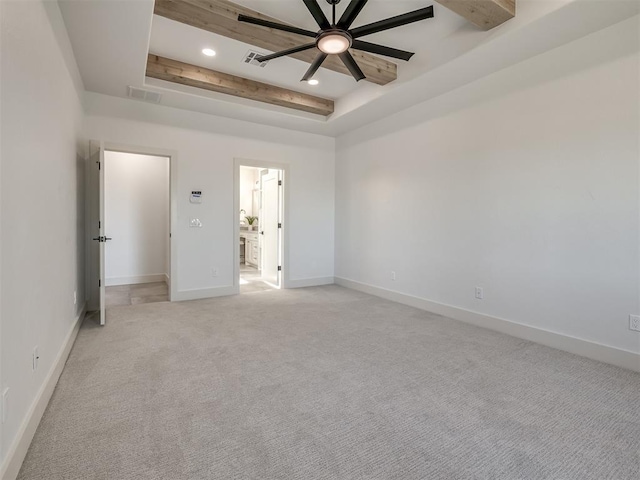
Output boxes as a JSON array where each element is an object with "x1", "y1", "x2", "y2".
[
  {"x1": 87, "y1": 141, "x2": 175, "y2": 325},
  {"x1": 103, "y1": 151, "x2": 170, "y2": 306},
  {"x1": 235, "y1": 161, "x2": 286, "y2": 294}
]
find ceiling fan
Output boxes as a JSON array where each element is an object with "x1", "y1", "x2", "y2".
[{"x1": 238, "y1": 0, "x2": 434, "y2": 82}]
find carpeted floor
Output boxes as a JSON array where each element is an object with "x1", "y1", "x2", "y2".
[{"x1": 18, "y1": 286, "x2": 640, "y2": 479}]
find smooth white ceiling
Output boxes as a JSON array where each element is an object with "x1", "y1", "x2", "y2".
[{"x1": 58, "y1": 0, "x2": 639, "y2": 136}]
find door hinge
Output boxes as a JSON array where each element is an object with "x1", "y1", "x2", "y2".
[
  {"x1": 97, "y1": 161, "x2": 101, "y2": 170},
  {"x1": 278, "y1": 180, "x2": 282, "y2": 186},
  {"x1": 278, "y1": 223, "x2": 282, "y2": 229},
  {"x1": 99, "y1": 279, "x2": 101, "y2": 287},
  {"x1": 277, "y1": 266, "x2": 282, "y2": 271},
  {"x1": 99, "y1": 221, "x2": 101, "y2": 229}
]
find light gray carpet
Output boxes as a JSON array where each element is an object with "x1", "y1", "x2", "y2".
[{"x1": 18, "y1": 286, "x2": 640, "y2": 479}]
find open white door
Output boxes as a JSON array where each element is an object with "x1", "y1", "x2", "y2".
[
  {"x1": 260, "y1": 169, "x2": 282, "y2": 288},
  {"x1": 90, "y1": 141, "x2": 108, "y2": 325},
  {"x1": 98, "y1": 145, "x2": 106, "y2": 324}
]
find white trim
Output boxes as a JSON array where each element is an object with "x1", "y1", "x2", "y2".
[
  {"x1": 335, "y1": 277, "x2": 640, "y2": 373},
  {"x1": 105, "y1": 274, "x2": 168, "y2": 287},
  {"x1": 287, "y1": 277, "x2": 335, "y2": 289},
  {"x1": 172, "y1": 286, "x2": 237, "y2": 302},
  {"x1": 234, "y1": 159, "x2": 290, "y2": 293},
  {"x1": 0, "y1": 304, "x2": 87, "y2": 480}
]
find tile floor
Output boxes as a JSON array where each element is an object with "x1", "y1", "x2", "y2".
[
  {"x1": 240, "y1": 264, "x2": 275, "y2": 294},
  {"x1": 105, "y1": 281, "x2": 169, "y2": 306},
  {"x1": 106, "y1": 269, "x2": 273, "y2": 304}
]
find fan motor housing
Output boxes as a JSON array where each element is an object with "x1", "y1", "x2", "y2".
[{"x1": 316, "y1": 29, "x2": 352, "y2": 44}]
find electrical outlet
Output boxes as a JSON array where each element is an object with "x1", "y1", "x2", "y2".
[
  {"x1": 73, "y1": 290, "x2": 77, "y2": 305},
  {"x1": 32, "y1": 346, "x2": 39, "y2": 372},
  {"x1": 630, "y1": 315, "x2": 640, "y2": 332},
  {"x1": 475, "y1": 286, "x2": 484, "y2": 300},
  {"x1": 391, "y1": 271, "x2": 396, "y2": 281},
  {"x1": 2, "y1": 388, "x2": 9, "y2": 424},
  {"x1": 212, "y1": 268, "x2": 218, "y2": 277}
]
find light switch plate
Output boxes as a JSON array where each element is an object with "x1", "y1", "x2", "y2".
[
  {"x1": 190, "y1": 191, "x2": 202, "y2": 203},
  {"x1": 189, "y1": 218, "x2": 202, "y2": 228}
]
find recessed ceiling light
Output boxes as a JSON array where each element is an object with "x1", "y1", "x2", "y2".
[
  {"x1": 202, "y1": 48, "x2": 216, "y2": 57},
  {"x1": 307, "y1": 79, "x2": 319, "y2": 86}
]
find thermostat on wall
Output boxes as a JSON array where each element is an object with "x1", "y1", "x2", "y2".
[{"x1": 190, "y1": 191, "x2": 202, "y2": 204}]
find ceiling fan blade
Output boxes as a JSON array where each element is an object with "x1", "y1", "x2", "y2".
[
  {"x1": 302, "y1": 0, "x2": 331, "y2": 29},
  {"x1": 339, "y1": 51, "x2": 366, "y2": 81},
  {"x1": 301, "y1": 52, "x2": 328, "y2": 81},
  {"x1": 257, "y1": 43, "x2": 317, "y2": 62},
  {"x1": 337, "y1": 0, "x2": 369, "y2": 29},
  {"x1": 349, "y1": 6, "x2": 434, "y2": 39},
  {"x1": 351, "y1": 40, "x2": 414, "y2": 61},
  {"x1": 238, "y1": 14, "x2": 317, "y2": 38}
]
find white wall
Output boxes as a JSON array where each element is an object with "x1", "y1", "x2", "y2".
[
  {"x1": 1, "y1": 0, "x2": 85, "y2": 475},
  {"x1": 335, "y1": 17, "x2": 640, "y2": 356},
  {"x1": 104, "y1": 151, "x2": 169, "y2": 286},
  {"x1": 84, "y1": 102, "x2": 335, "y2": 297},
  {"x1": 239, "y1": 166, "x2": 258, "y2": 219}
]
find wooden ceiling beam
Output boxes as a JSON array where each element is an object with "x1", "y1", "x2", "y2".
[
  {"x1": 153, "y1": 0, "x2": 397, "y2": 86},
  {"x1": 436, "y1": 0, "x2": 515, "y2": 30},
  {"x1": 146, "y1": 54, "x2": 334, "y2": 116}
]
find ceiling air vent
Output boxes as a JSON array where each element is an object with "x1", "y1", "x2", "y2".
[
  {"x1": 127, "y1": 86, "x2": 162, "y2": 104},
  {"x1": 243, "y1": 50, "x2": 269, "y2": 68}
]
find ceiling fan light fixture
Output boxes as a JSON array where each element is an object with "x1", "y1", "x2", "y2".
[
  {"x1": 237, "y1": 1, "x2": 434, "y2": 83},
  {"x1": 317, "y1": 31, "x2": 351, "y2": 55}
]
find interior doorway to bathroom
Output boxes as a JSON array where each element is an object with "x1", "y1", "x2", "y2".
[{"x1": 235, "y1": 162, "x2": 285, "y2": 294}]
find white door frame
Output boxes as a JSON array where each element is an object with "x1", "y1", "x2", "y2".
[
  {"x1": 86, "y1": 141, "x2": 178, "y2": 305},
  {"x1": 233, "y1": 158, "x2": 289, "y2": 293}
]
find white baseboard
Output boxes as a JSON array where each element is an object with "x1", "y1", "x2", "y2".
[
  {"x1": 172, "y1": 285, "x2": 237, "y2": 302},
  {"x1": 106, "y1": 274, "x2": 168, "y2": 286},
  {"x1": 0, "y1": 303, "x2": 87, "y2": 480},
  {"x1": 335, "y1": 277, "x2": 640, "y2": 372},
  {"x1": 286, "y1": 276, "x2": 335, "y2": 289}
]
